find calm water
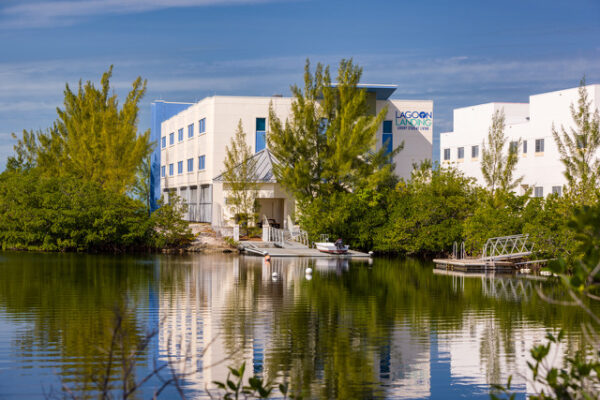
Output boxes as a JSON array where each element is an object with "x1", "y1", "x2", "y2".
[{"x1": 0, "y1": 252, "x2": 591, "y2": 399}]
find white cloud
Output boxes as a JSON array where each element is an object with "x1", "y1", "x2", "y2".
[{"x1": 1, "y1": 0, "x2": 285, "y2": 28}]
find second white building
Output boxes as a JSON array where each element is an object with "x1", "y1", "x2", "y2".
[{"x1": 440, "y1": 84, "x2": 600, "y2": 197}]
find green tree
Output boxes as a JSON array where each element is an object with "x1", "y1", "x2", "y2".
[
  {"x1": 0, "y1": 169, "x2": 152, "y2": 252},
  {"x1": 222, "y1": 120, "x2": 260, "y2": 228},
  {"x1": 9, "y1": 66, "x2": 152, "y2": 193},
  {"x1": 552, "y1": 77, "x2": 600, "y2": 204},
  {"x1": 463, "y1": 190, "x2": 531, "y2": 255},
  {"x1": 481, "y1": 109, "x2": 523, "y2": 197},
  {"x1": 150, "y1": 195, "x2": 194, "y2": 249},
  {"x1": 268, "y1": 59, "x2": 397, "y2": 205},
  {"x1": 376, "y1": 162, "x2": 478, "y2": 255},
  {"x1": 132, "y1": 155, "x2": 153, "y2": 216}
]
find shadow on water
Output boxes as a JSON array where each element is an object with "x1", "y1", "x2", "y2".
[{"x1": 0, "y1": 252, "x2": 593, "y2": 399}]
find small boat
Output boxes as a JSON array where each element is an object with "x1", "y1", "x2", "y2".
[{"x1": 315, "y1": 242, "x2": 349, "y2": 254}]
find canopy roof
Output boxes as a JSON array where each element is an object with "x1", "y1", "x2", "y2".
[{"x1": 213, "y1": 148, "x2": 279, "y2": 183}]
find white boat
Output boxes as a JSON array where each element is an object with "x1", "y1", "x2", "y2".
[{"x1": 315, "y1": 242, "x2": 349, "y2": 254}]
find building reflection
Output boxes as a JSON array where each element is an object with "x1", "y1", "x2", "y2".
[{"x1": 155, "y1": 256, "x2": 575, "y2": 399}]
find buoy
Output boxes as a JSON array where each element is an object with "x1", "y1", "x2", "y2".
[
  {"x1": 305, "y1": 274, "x2": 312, "y2": 281},
  {"x1": 306, "y1": 267, "x2": 313, "y2": 274},
  {"x1": 272, "y1": 271, "x2": 278, "y2": 278}
]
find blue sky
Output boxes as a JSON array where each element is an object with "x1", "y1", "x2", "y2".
[{"x1": 1, "y1": 0, "x2": 599, "y2": 168}]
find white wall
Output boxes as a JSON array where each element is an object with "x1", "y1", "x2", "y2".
[
  {"x1": 381, "y1": 100, "x2": 434, "y2": 179},
  {"x1": 440, "y1": 84, "x2": 600, "y2": 196}
]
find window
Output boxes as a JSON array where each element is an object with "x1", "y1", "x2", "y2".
[
  {"x1": 534, "y1": 186, "x2": 544, "y2": 198},
  {"x1": 535, "y1": 138, "x2": 544, "y2": 153},
  {"x1": 161, "y1": 136, "x2": 166, "y2": 148},
  {"x1": 382, "y1": 133, "x2": 393, "y2": 156},
  {"x1": 443, "y1": 148, "x2": 450, "y2": 161},
  {"x1": 198, "y1": 118, "x2": 206, "y2": 134},
  {"x1": 169, "y1": 132, "x2": 174, "y2": 145},
  {"x1": 188, "y1": 123, "x2": 194, "y2": 138},
  {"x1": 169, "y1": 163, "x2": 174, "y2": 176},
  {"x1": 552, "y1": 186, "x2": 562, "y2": 196},
  {"x1": 255, "y1": 118, "x2": 266, "y2": 152},
  {"x1": 523, "y1": 140, "x2": 527, "y2": 154},
  {"x1": 319, "y1": 118, "x2": 329, "y2": 135},
  {"x1": 457, "y1": 147, "x2": 464, "y2": 159},
  {"x1": 576, "y1": 134, "x2": 586, "y2": 149},
  {"x1": 178, "y1": 128, "x2": 184, "y2": 142},
  {"x1": 383, "y1": 120, "x2": 392, "y2": 134},
  {"x1": 471, "y1": 145, "x2": 479, "y2": 158},
  {"x1": 177, "y1": 161, "x2": 183, "y2": 174},
  {"x1": 198, "y1": 155, "x2": 206, "y2": 170},
  {"x1": 509, "y1": 141, "x2": 518, "y2": 153},
  {"x1": 187, "y1": 158, "x2": 194, "y2": 172},
  {"x1": 161, "y1": 165, "x2": 166, "y2": 177}
]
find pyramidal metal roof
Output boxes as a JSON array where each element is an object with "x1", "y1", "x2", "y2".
[{"x1": 213, "y1": 148, "x2": 279, "y2": 183}]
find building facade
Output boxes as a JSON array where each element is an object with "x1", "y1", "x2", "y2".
[
  {"x1": 440, "y1": 84, "x2": 600, "y2": 197},
  {"x1": 151, "y1": 86, "x2": 433, "y2": 227}
]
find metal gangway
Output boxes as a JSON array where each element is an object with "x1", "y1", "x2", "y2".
[
  {"x1": 482, "y1": 234, "x2": 533, "y2": 261},
  {"x1": 262, "y1": 225, "x2": 310, "y2": 249}
]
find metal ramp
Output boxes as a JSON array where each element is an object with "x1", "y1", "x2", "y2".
[{"x1": 482, "y1": 234, "x2": 533, "y2": 261}]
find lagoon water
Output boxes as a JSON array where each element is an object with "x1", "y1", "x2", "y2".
[{"x1": 0, "y1": 252, "x2": 590, "y2": 399}]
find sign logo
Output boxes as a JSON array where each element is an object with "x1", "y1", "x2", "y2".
[{"x1": 395, "y1": 110, "x2": 433, "y2": 131}]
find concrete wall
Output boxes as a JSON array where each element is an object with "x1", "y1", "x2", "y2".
[{"x1": 440, "y1": 84, "x2": 600, "y2": 196}]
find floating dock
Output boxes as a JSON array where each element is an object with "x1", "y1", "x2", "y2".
[
  {"x1": 240, "y1": 242, "x2": 371, "y2": 258},
  {"x1": 433, "y1": 258, "x2": 516, "y2": 272}
]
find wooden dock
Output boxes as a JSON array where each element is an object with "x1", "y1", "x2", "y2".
[{"x1": 433, "y1": 258, "x2": 516, "y2": 272}]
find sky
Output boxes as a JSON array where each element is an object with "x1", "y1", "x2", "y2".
[{"x1": 1, "y1": 0, "x2": 599, "y2": 168}]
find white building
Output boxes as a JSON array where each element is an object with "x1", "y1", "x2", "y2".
[
  {"x1": 440, "y1": 84, "x2": 600, "y2": 197},
  {"x1": 152, "y1": 86, "x2": 433, "y2": 227}
]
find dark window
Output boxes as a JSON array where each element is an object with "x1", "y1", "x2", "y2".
[
  {"x1": 457, "y1": 147, "x2": 464, "y2": 159},
  {"x1": 509, "y1": 141, "x2": 518, "y2": 152},
  {"x1": 383, "y1": 120, "x2": 393, "y2": 134},
  {"x1": 523, "y1": 140, "x2": 527, "y2": 154},
  {"x1": 535, "y1": 139, "x2": 545, "y2": 153},
  {"x1": 534, "y1": 186, "x2": 544, "y2": 198},
  {"x1": 188, "y1": 124, "x2": 194, "y2": 138},
  {"x1": 169, "y1": 132, "x2": 174, "y2": 145},
  {"x1": 552, "y1": 186, "x2": 562, "y2": 195},
  {"x1": 443, "y1": 148, "x2": 450, "y2": 161},
  {"x1": 471, "y1": 145, "x2": 479, "y2": 158}
]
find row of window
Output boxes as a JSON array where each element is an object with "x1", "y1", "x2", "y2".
[
  {"x1": 161, "y1": 118, "x2": 396, "y2": 155},
  {"x1": 534, "y1": 186, "x2": 562, "y2": 198},
  {"x1": 443, "y1": 139, "x2": 545, "y2": 161},
  {"x1": 161, "y1": 155, "x2": 206, "y2": 177},
  {"x1": 161, "y1": 118, "x2": 207, "y2": 148}
]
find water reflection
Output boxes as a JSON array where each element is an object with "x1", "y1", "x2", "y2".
[{"x1": 0, "y1": 253, "x2": 592, "y2": 399}]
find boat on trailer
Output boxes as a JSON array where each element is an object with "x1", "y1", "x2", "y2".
[{"x1": 315, "y1": 242, "x2": 349, "y2": 254}]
